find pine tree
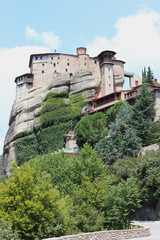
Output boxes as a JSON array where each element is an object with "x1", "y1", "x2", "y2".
[
  {"x1": 132, "y1": 83, "x2": 155, "y2": 146},
  {"x1": 142, "y1": 67, "x2": 147, "y2": 83},
  {"x1": 142, "y1": 66, "x2": 154, "y2": 84},
  {"x1": 147, "y1": 66, "x2": 154, "y2": 84}
]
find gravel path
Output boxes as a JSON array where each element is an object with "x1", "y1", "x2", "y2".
[{"x1": 131, "y1": 221, "x2": 160, "y2": 240}]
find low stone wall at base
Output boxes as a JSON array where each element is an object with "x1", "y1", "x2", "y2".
[{"x1": 42, "y1": 227, "x2": 150, "y2": 240}]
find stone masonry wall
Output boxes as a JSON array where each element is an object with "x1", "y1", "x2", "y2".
[{"x1": 42, "y1": 228, "x2": 150, "y2": 240}]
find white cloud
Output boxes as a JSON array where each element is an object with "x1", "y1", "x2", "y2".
[
  {"x1": 25, "y1": 26, "x2": 40, "y2": 40},
  {"x1": 25, "y1": 26, "x2": 61, "y2": 50},
  {"x1": 0, "y1": 45, "x2": 50, "y2": 155},
  {"x1": 42, "y1": 31, "x2": 61, "y2": 50},
  {"x1": 87, "y1": 9, "x2": 160, "y2": 78}
]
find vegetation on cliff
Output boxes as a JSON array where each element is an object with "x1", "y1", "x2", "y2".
[{"x1": 14, "y1": 91, "x2": 85, "y2": 165}]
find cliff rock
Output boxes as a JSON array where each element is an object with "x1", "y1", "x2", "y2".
[{"x1": 2, "y1": 71, "x2": 100, "y2": 177}]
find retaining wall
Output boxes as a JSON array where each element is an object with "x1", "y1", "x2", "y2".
[{"x1": 42, "y1": 227, "x2": 150, "y2": 240}]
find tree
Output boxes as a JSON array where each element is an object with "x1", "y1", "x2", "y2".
[
  {"x1": 95, "y1": 102, "x2": 141, "y2": 162},
  {"x1": 0, "y1": 163, "x2": 64, "y2": 240},
  {"x1": 106, "y1": 101, "x2": 124, "y2": 126},
  {"x1": 121, "y1": 128, "x2": 142, "y2": 157},
  {"x1": 68, "y1": 178, "x2": 107, "y2": 233},
  {"x1": 137, "y1": 150, "x2": 160, "y2": 206},
  {"x1": 142, "y1": 67, "x2": 147, "y2": 83},
  {"x1": 142, "y1": 66, "x2": 154, "y2": 84},
  {"x1": 95, "y1": 138, "x2": 122, "y2": 165},
  {"x1": 74, "y1": 112, "x2": 107, "y2": 147},
  {"x1": 104, "y1": 177, "x2": 141, "y2": 230},
  {"x1": 132, "y1": 83, "x2": 155, "y2": 146},
  {"x1": 0, "y1": 219, "x2": 21, "y2": 240},
  {"x1": 147, "y1": 66, "x2": 154, "y2": 84},
  {"x1": 30, "y1": 144, "x2": 108, "y2": 194}
]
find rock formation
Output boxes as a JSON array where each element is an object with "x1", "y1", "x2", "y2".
[{"x1": 2, "y1": 71, "x2": 100, "y2": 177}]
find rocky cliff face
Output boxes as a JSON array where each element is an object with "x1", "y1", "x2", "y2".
[{"x1": 2, "y1": 71, "x2": 100, "y2": 177}]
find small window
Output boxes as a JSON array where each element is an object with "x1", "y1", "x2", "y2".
[
  {"x1": 109, "y1": 84, "x2": 111, "y2": 87},
  {"x1": 94, "y1": 60, "x2": 97, "y2": 64},
  {"x1": 70, "y1": 73, "x2": 73, "y2": 77},
  {"x1": 40, "y1": 56, "x2": 42, "y2": 60},
  {"x1": 42, "y1": 63, "x2": 44, "y2": 66},
  {"x1": 65, "y1": 69, "x2": 68, "y2": 72},
  {"x1": 84, "y1": 63, "x2": 86, "y2": 65},
  {"x1": 58, "y1": 56, "x2": 60, "y2": 59},
  {"x1": 35, "y1": 56, "x2": 38, "y2": 60},
  {"x1": 54, "y1": 63, "x2": 56, "y2": 67},
  {"x1": 54, "y1": 70, "x2": 57, "y2": 73},
  {"x1": 50, "y1": 62, "x2": 52, "y2": 64},
  {"x1": 67, "y1": 63, "x2": 69, "y2": 66},
  {"x1": 42, "y1": 70, "x2": 44, "y2": 74},
  {"x1": 109, "y1": 76, "x2": 110, "y2": 79},
  {"x1": 51, "y1": 57, "x2": 53, "y2": 60},
  {"x1": 57, "y1": 62, "x2": 59, "y2": 64}
]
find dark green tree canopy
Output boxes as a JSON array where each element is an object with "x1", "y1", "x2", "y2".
[{"x1": 74, "y1": 112, "x2": 107, "y2": 148}]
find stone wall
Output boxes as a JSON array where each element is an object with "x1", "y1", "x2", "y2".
[{"x1": 42, "y1": 228, "x2": 150, "y2": 240}]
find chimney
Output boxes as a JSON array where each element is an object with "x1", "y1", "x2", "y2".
[
  {"x1": 76, "y1": 47, "x2": 87, "y2": 55},
  {"x1": 154, "y1": 79, "x2": 158, "y2": 86}
]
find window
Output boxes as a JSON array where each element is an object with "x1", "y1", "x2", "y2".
[
  {"x1": 67, "y1": 63, "x2": 69, "y2": 66},
  {"x1": 70, "y1": 73, "x2": 73, "y2": 77},
  {"x1": 35, "y1": 56, "x2": 38, "y2": 60},
  {"x1": 57, "y1": 62, "x2": 59, "y2": 64},
  {"x1": 94, "y1": 60, "x2": 97, "y2": 64},
  {"x1": 42, "y1": 63, "x2": 44, "y2": 66},
  {"x1": 65, "y1": 69, "x2": 68, "y2": 72},
  {"x1": 84, "y1": 63, "x2": 86, "y2": 65},
  {"x1": 42, "y1": 70, "x2": 44, "y2": 74},
  {"x1": 54, "y1": 63, "x2": 56, "y2": 67},
  {"x1": 54, "y1": 70, "x2": 57, "y2": 73},
  {"x1": 40, "y1": 56, "x2": 42, "y2": 60},
  {"x1": 51, "y1": 57, "x2": 53, "y2": 60},
  {"x1": 58, "y1": 56, "x2": 60, "y2": 59}
]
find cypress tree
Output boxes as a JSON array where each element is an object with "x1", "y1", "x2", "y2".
[
  {"x1": 147, "y1": 66, "x2": 154, "y2": 84},
  {"x1": 132, "y1": 83, "x2": 155, "y2": 146}
]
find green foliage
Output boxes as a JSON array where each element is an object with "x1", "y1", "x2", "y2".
[
  {"x1": 14, "y1": 92, "x2": 85, "y2": 165},
  {"x1": 74, "y1": 112, "x2": 107, "y2": 147},
  {"x1": 36, "y1": 121, "x2": 71, "y2": 153},
  {"x1": 95, "y1": 102, "x2": 141, "y2": 163},
  {"x1": 95, "y1": 138, "x2": 122, "y2": 164},
  {"x1": 30, "y1": 144, "x2": 108, "y2": 194},
  {"x1": 0, "y1": 163, "x2": 65, "y2": 240},
  {"x1": 109, "y1": 156, "x2": 140, "y2": 182},
  {"x1": 104, "y1": 177, "x2": 141, "y2": 229},
  {"x1": 132, "y1": 83, "x2": 155, "y2": 146},
  {"x1": 145, "y1": 120, "x2": 160, "y2": 145},
  {"x1": 137, "y1": 150, "x2": 160, "y2": 206},
  {"x1": 121, "y1": 128, "x2": 142, "y2": 157},
  {"x1": 0, "y1": 219, "x2": 21, "y2": 240},
  {"x1": 69, "y1": 178, "x2": 106, "y2": 233},
  {"x1": 14, "y1": 134, "x2": 39, "y2": 166},
  {"x1": 29, "y1": 151, "x2": 73, "y2": 194},
  {"x1": 106, "y1": 101, "x2": 132, "y2": 126},
  {"x1": 142, "y1": 66, "x2": 154, "y2": 84}
]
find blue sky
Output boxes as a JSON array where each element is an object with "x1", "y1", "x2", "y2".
[{"x1": 1, "y1": 0, "x2": 160, "y2": 154}]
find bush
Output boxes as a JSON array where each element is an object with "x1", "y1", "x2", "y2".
[{"x1": 0, "y1": 219, "x2": 21, "y2": 240}]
